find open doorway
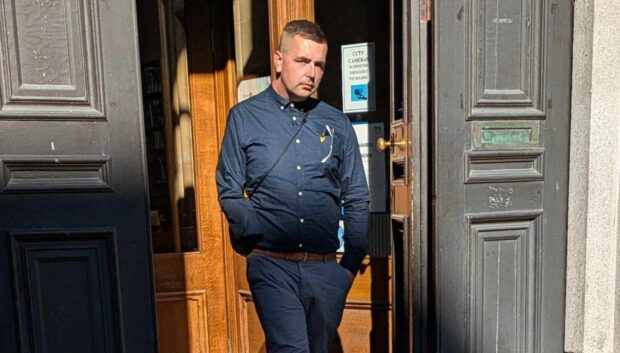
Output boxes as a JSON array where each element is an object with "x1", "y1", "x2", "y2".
[
  {"x1": 135, "y1": 0, "x2": 411, "y2": 352},
  {"x1": 137, "y1": 0, "x2": 198, "y2": 255},
  {"x1": 135, "y1": 0, "x2": 242, "y2": 352}
]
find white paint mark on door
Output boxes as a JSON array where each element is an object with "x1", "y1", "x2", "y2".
[
  {"x1": 492, "y1": 18, "x2": 513, "y2": 23},
  {"x1": 488, "y1": 186, "x2": 514, "y2": 209}
]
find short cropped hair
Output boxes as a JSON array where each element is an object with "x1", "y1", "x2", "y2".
[{"x1": 279, "y1": 20, "x2": 327, "y2": 49}]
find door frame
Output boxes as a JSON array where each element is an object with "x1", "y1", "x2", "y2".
[{"x1": 400, "y1": 0, "x2": 432, "y2": 351}]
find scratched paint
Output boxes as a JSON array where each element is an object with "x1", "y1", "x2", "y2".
[
  {"x1": 488, "y1": 186, "x2": 514, "y2": 209},
  {"x1": 18, "y1": 0, "x2": 70, "y2": 85},
  {"x1": 492, "y1": 18, "x2": 514, "y2": 24}
]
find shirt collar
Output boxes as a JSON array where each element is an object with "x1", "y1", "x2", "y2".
[
  {"x1": 266, "y1": 85, "x2": 319, "y2": 112},
  {"x1": 266, "y1": 84, "x2": 289, "y2": 108}
]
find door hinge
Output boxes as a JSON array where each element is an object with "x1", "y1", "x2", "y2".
[{"x1": 421, "y1": 0, "x2": 432, "y2": 22}]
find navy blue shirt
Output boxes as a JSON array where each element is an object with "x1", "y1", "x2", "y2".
[{"x1": 216, "y1": 86, "x2": 369, "y2": 274}]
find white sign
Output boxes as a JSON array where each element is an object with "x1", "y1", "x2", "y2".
[
  {"x1": 237, "y1": 76, "x2": 271, "y2": 102},
  {"x1": 341, "y1": 43, "x2": 375, "y2": 113},
  {"x1": 353, "y1": 122, "x2": 386, "y2": 213}
]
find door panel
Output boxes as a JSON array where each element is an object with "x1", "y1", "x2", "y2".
[
  {"x1": 0, "y1": 0, "x2": 157, "y2": 351},
  {"x1": 433, "y1": 0, "x2": 572, "y2": 351},
  {"x1": 149, "y1": 0, "x2": 239, "y2": 352}
]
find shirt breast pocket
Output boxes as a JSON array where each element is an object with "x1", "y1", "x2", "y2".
[{"x1": 319, "y1": 137, "x2": 343, "y2": 187}]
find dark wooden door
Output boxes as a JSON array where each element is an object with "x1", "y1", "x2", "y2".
[
  {"x1": 433, "y1": 0, "x2": 572, "y2": 352},
  {"x1": 0, "y1": 0, "x2": 157, "y2": 352}
]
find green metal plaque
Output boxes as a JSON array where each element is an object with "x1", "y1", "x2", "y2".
[{"x1": 472, "y1": 121, "x2": 540, "y2": 150}]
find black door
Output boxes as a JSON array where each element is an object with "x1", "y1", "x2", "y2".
[
  {"x1": 433, "y1": 0, "x2": 572, "y2": 352},
  {"x1": 0, "y1": 0, "x2": 157, "y2": 352}
]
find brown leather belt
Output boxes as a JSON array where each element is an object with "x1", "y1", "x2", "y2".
[{"x1": 251, "y1": 248, "x2": 336, "y2": 262}]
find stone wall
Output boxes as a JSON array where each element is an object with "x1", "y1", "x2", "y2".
[{"x1": 565, "y1": 0, "x2": 620, "y2": 352}]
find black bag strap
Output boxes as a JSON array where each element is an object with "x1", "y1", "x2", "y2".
[{"x1": 244, "y1": 118, "x2": 307, "y2": 200}]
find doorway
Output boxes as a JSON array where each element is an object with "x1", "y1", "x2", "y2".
[
  {"x1": 136, "y1": 0, "x2": 411, "y2": 352},
  {"x1": 315, "y1": 1, "x2": 394, "y2": 350},
  {"x1": 136, "y1": 0, "x2": 238, "y2": 352},
  {"x1": 232, "y1": 1, "x2": 399, "y2": 352}
]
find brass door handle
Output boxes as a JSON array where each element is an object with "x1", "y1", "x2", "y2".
[{"x1": 376, "y1": 137, "x2": 406, "y2": 151}]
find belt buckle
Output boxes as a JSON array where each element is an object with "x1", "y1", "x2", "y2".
[{"x1": 302, "y1": 251, "x2": 308, "y2": 262}]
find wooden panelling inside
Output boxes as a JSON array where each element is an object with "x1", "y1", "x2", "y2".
[
  {"x1": 334, "y1": 301, "x2": 391, "y2": 353},
  {"x1": 152, "y1": 0, "x2": 239, "y2": 352},
  {"x1": 238, "y1": 291, "x2": 266, "y2": 353},
  {"x1": 156, "y1": 291, "x2": 209, "y2": 353}
]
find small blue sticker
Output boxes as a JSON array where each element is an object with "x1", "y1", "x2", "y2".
[{"x1": 351, "y1": 84, "x2": 368, "y2": 101}]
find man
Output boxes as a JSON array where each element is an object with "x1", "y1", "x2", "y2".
[{"x1": 216, "y1": 20, "x2": 369, "y2": 353}]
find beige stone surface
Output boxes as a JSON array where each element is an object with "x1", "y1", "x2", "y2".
[
  {"x1": 565, "y1": 0, "x2": 593, "y2": 350},
  {"x1": 566, "y1": 0, "x2": 620, "y2": 352}
]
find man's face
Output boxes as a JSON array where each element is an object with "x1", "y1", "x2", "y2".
[{"x1": 274, "y1": 34, "x2": 328, "y2": 102}]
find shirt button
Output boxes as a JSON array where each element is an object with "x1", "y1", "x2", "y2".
[
  {"x1": 290, "y1": 103, "x2": 295, "y2": 108},
  {"x1": 296, "y1": 139, "x2": 300, "y2": 144},
  {"x1": 296, "y1": 165, "x2": 301, "y2": 170},
  {"x1": 298, "y1": 243, "x2": 303, "y2": 248},
  {"x1": 280, "y1": 106, "x2": 284, "y2": 110},
  {"x1": 298, "y1": 191, "x2": 303, "y2": 196},
  {"x1": 300, "y1": 218, "x2": 304, "y2": 223},
  {"x1": 292, "y1": 116, "x2": 297, "y2": 121}
]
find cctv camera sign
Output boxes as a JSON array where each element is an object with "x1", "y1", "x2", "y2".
[{"x1": 341, "y1": 42, "x2": 375, "y2": 113}]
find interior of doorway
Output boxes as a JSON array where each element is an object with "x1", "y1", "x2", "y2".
[
  {"x1": 135, "y1": 0, "x2": 397, "y2": 271},
  {"x1": 314, "y1": 1, "x2": 397, "y2": 351},
  {"x1": 134, "y1": 0, "x2": 411, "y2": 352},
  {"x1": 135, "y1": 1, "x2": 205, "y2": 351},
  {"x1": 136, "y1": 0, "x2": 199, "y2": 255}
]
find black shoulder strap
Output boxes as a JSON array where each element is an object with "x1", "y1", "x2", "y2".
[{"x1": 244, "y1": 118, "x2": 307, "y2": 200}]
